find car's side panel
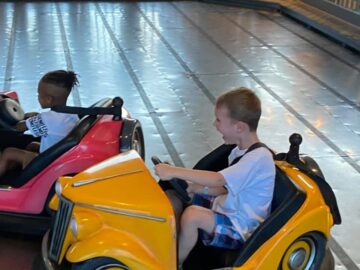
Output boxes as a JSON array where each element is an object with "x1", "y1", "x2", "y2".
[
  {"x1": 232, "y1": 162, "x2": 333, "y2": 269},
  {"x1": 50, "y1": 152, "x2": 177, "y2": 270},
  {"x1": 0, "y1": 117, "x2": 122, "y2": 214},
  {"x1": 66, "y1": 228, "x2": 175, "y2": 270}
]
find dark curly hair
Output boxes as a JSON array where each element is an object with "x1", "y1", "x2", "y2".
[{"x1": 41, "y1": 70, "x2": 79, "y2": 92}]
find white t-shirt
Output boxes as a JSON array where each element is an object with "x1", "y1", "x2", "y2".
[
  {"x1": 25, "y1": 111, "x2": 79, "y2": 153},
  {"x1": 213, "y1": 146, "x2": 275, "y2": 241}
]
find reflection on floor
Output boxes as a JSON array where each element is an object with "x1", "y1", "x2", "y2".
[{"x1": 0, "y1": 1, "x2": 359, "y2": 270}]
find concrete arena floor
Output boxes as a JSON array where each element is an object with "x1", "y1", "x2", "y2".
[
  {"x1": 1, "y1": 1, "x2": 360, "y2": 269},
  {"x1": 0, "y1": 232, "x2": 40, "y2": 269}
]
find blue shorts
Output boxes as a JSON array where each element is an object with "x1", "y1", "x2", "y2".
[{"x1": 192, "y1": 193, "x2": 244, "y2": 249}]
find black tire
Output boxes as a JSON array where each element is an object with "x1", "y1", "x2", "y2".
[
  {"x1": 120, "y1": 119, "x2": 145, "y2": 160},
  {"x1": 131, "y1": 123, "x2": 145, "y2": 160},
  {"x1": 279, "y1": 232, "x2": 326, "y2": 270},
  {"x1": 72, "y1": 257, "x2": 128, "y2": 270}
]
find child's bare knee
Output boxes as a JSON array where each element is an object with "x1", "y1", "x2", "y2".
[
  {"x1": 181, "y1": 206, "x2": 201, "y2": 226},
  {"x1": 2, "y1": 148, "x2": 13, "y2": 160},
  {"x1": 3, "y1": 147, "x2": 18, "y2": 156},
  {"x1": 1, "y1": 147, "x2": 27, "y2": 167}
]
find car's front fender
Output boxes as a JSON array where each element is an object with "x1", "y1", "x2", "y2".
[{"x1": 66, "y1": 227, "x2": 172, "y2": 270}]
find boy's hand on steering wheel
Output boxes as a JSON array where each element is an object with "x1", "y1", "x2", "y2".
[
  {"x1": 154, "y1": 163, "x2": 174, "y2": 180},
  {"x1": 15, "y1": 120, "x2": 27, "y2": 132}
]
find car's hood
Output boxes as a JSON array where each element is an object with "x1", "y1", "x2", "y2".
[{"x1": 59, "y1": 151, "x2": 172, "y2": 219}]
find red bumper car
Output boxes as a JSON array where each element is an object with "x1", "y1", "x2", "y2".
[{"x1": 0, "y1": 91, "x2": 145, "y2": 235}]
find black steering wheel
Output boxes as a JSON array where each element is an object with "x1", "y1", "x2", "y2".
[
  {"x1": 151, "y1": 156, "x2": 191, "y2": 203},
  {"x1": 0, "y1": 96, "x2": 25, "y2": 131}
]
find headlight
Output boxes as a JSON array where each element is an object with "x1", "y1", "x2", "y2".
[
  {"x1": 70, "y1": 216, "x2": 78, "y2": 238},
  {"x1": 70, "y1": 211, "x2": 102, "y2": 240},
  {"x1": 55, "y1": 181, "x2": 62, "y2": 196}
]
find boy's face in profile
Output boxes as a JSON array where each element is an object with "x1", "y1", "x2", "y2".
[{"x1": 213, "y1": 105, "x2": 240, "y2": 145}]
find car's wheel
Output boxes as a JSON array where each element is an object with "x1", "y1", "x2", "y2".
[
  {"x1": 131, "y1": 123, "x2": 144, "y2": 159},
  {"x1": 72, "y1": 257, "x2": 129, "y2": 270},
  {"x1": 279, "y1": 232, "x2": 326, "y2": 270},
  {"x1": 120, "y1": 119, "x2": 145, "y2": 160}
]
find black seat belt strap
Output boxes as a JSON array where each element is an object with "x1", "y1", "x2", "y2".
[{"x1": 230, "y1": 142, "x2": 274, "y2": 166}]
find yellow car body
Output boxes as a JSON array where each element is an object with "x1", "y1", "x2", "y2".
[
  {"x1": 46, "y1": 151, "x2": 177, "y2": 270},
  {"x1": 42, "y1": 144, "x2": 339, "y2": 270},
  {"x1": 231, "y1": 160, "x2": 333, "y2": 270}
]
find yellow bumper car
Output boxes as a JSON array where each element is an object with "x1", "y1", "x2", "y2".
[{"x1": 39, "y1": 133, "x2": 341, "y2": 270}]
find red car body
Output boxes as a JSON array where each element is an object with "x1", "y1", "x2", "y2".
[{"x1": 0, "y1": 91, "x2": 144, "y2": 233}]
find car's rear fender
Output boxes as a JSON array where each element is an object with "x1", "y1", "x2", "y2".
[{"x1": 232, "y1": 207, "x2": 331, "y2": 269}]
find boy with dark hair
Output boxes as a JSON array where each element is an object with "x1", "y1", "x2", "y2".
[{"x1": 0, "y1": 70, "x2": 79, "y2": 177}]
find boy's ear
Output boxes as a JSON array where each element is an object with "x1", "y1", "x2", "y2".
[
  {"x1": 46, "y1": 95, "x2": 55, "y2": 105},
  {"x1": 235, "y1": 121, "x2": 248, "y2": 132}
]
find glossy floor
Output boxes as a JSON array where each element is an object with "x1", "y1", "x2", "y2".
[{"x1": 0, "y1": 1, "x2": 359, "y2": 269}]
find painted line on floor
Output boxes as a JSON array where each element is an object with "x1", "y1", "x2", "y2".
[
  {"x1": 171, "y1": 2, "x2": 360, "y2": 174},
  {"x1": 220, "y1": 10, "x2": 360, "y2": 112},
  {"x1": 172, "y1": 3, "x2": 359, "y2": 269},
  {"x1": 95, "y1": 3, "x2": 184, "y2": 168},
  {"x1": 55, "y1": 3, "x2": 82, "y2": 107},
  {"x1": 135, "y1": 4, "x2": 216, "y2": 105},
  {"x1": 3, "y1": 3, "x2": 16, "y2": 91},
  {"x1": 330, "y1": 238, "x2": 360, "y2": 270},
  {"x1": 259, "y1": 12, "x2": 360, "y2": 73}
]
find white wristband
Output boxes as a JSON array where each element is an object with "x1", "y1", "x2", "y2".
[{"x1": 202, "y1": 186, "x2": 209, "y2": 195}]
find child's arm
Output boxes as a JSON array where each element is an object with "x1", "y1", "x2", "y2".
[
  {"x1": 25, "y1": 142, "x2": 40, "y2": 152},
  {"x1": 15, "y1": 111, "x2": 39, "y2": 132},
  {"x1": 187, "y1": 182, "x2": 227, "y2": 196},
  {"x1": 154, "y1": 163, "x2": 226, "y2": 187},
  {"x1": 15, "y1": 120, "x2": 28, "y2": 132}
]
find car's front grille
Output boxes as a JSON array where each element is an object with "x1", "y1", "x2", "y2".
[{"x1": 48, "y1": 196, "x2": 74, "y2": 262}]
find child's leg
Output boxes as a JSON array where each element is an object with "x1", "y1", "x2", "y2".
[
  {"x1": 178, "y1": 205, "x2": 215, "y2": 264},
  {"x1": 165, "y1": 189, "x2": 184, "y2": 233},
  {"x1": 0, "y1": 147, "x2": 37, "y2": 177}
]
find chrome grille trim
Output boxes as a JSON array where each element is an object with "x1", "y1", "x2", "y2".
[{"x1": 48, "y1": 196, "x2": 74, "y2": 262}]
